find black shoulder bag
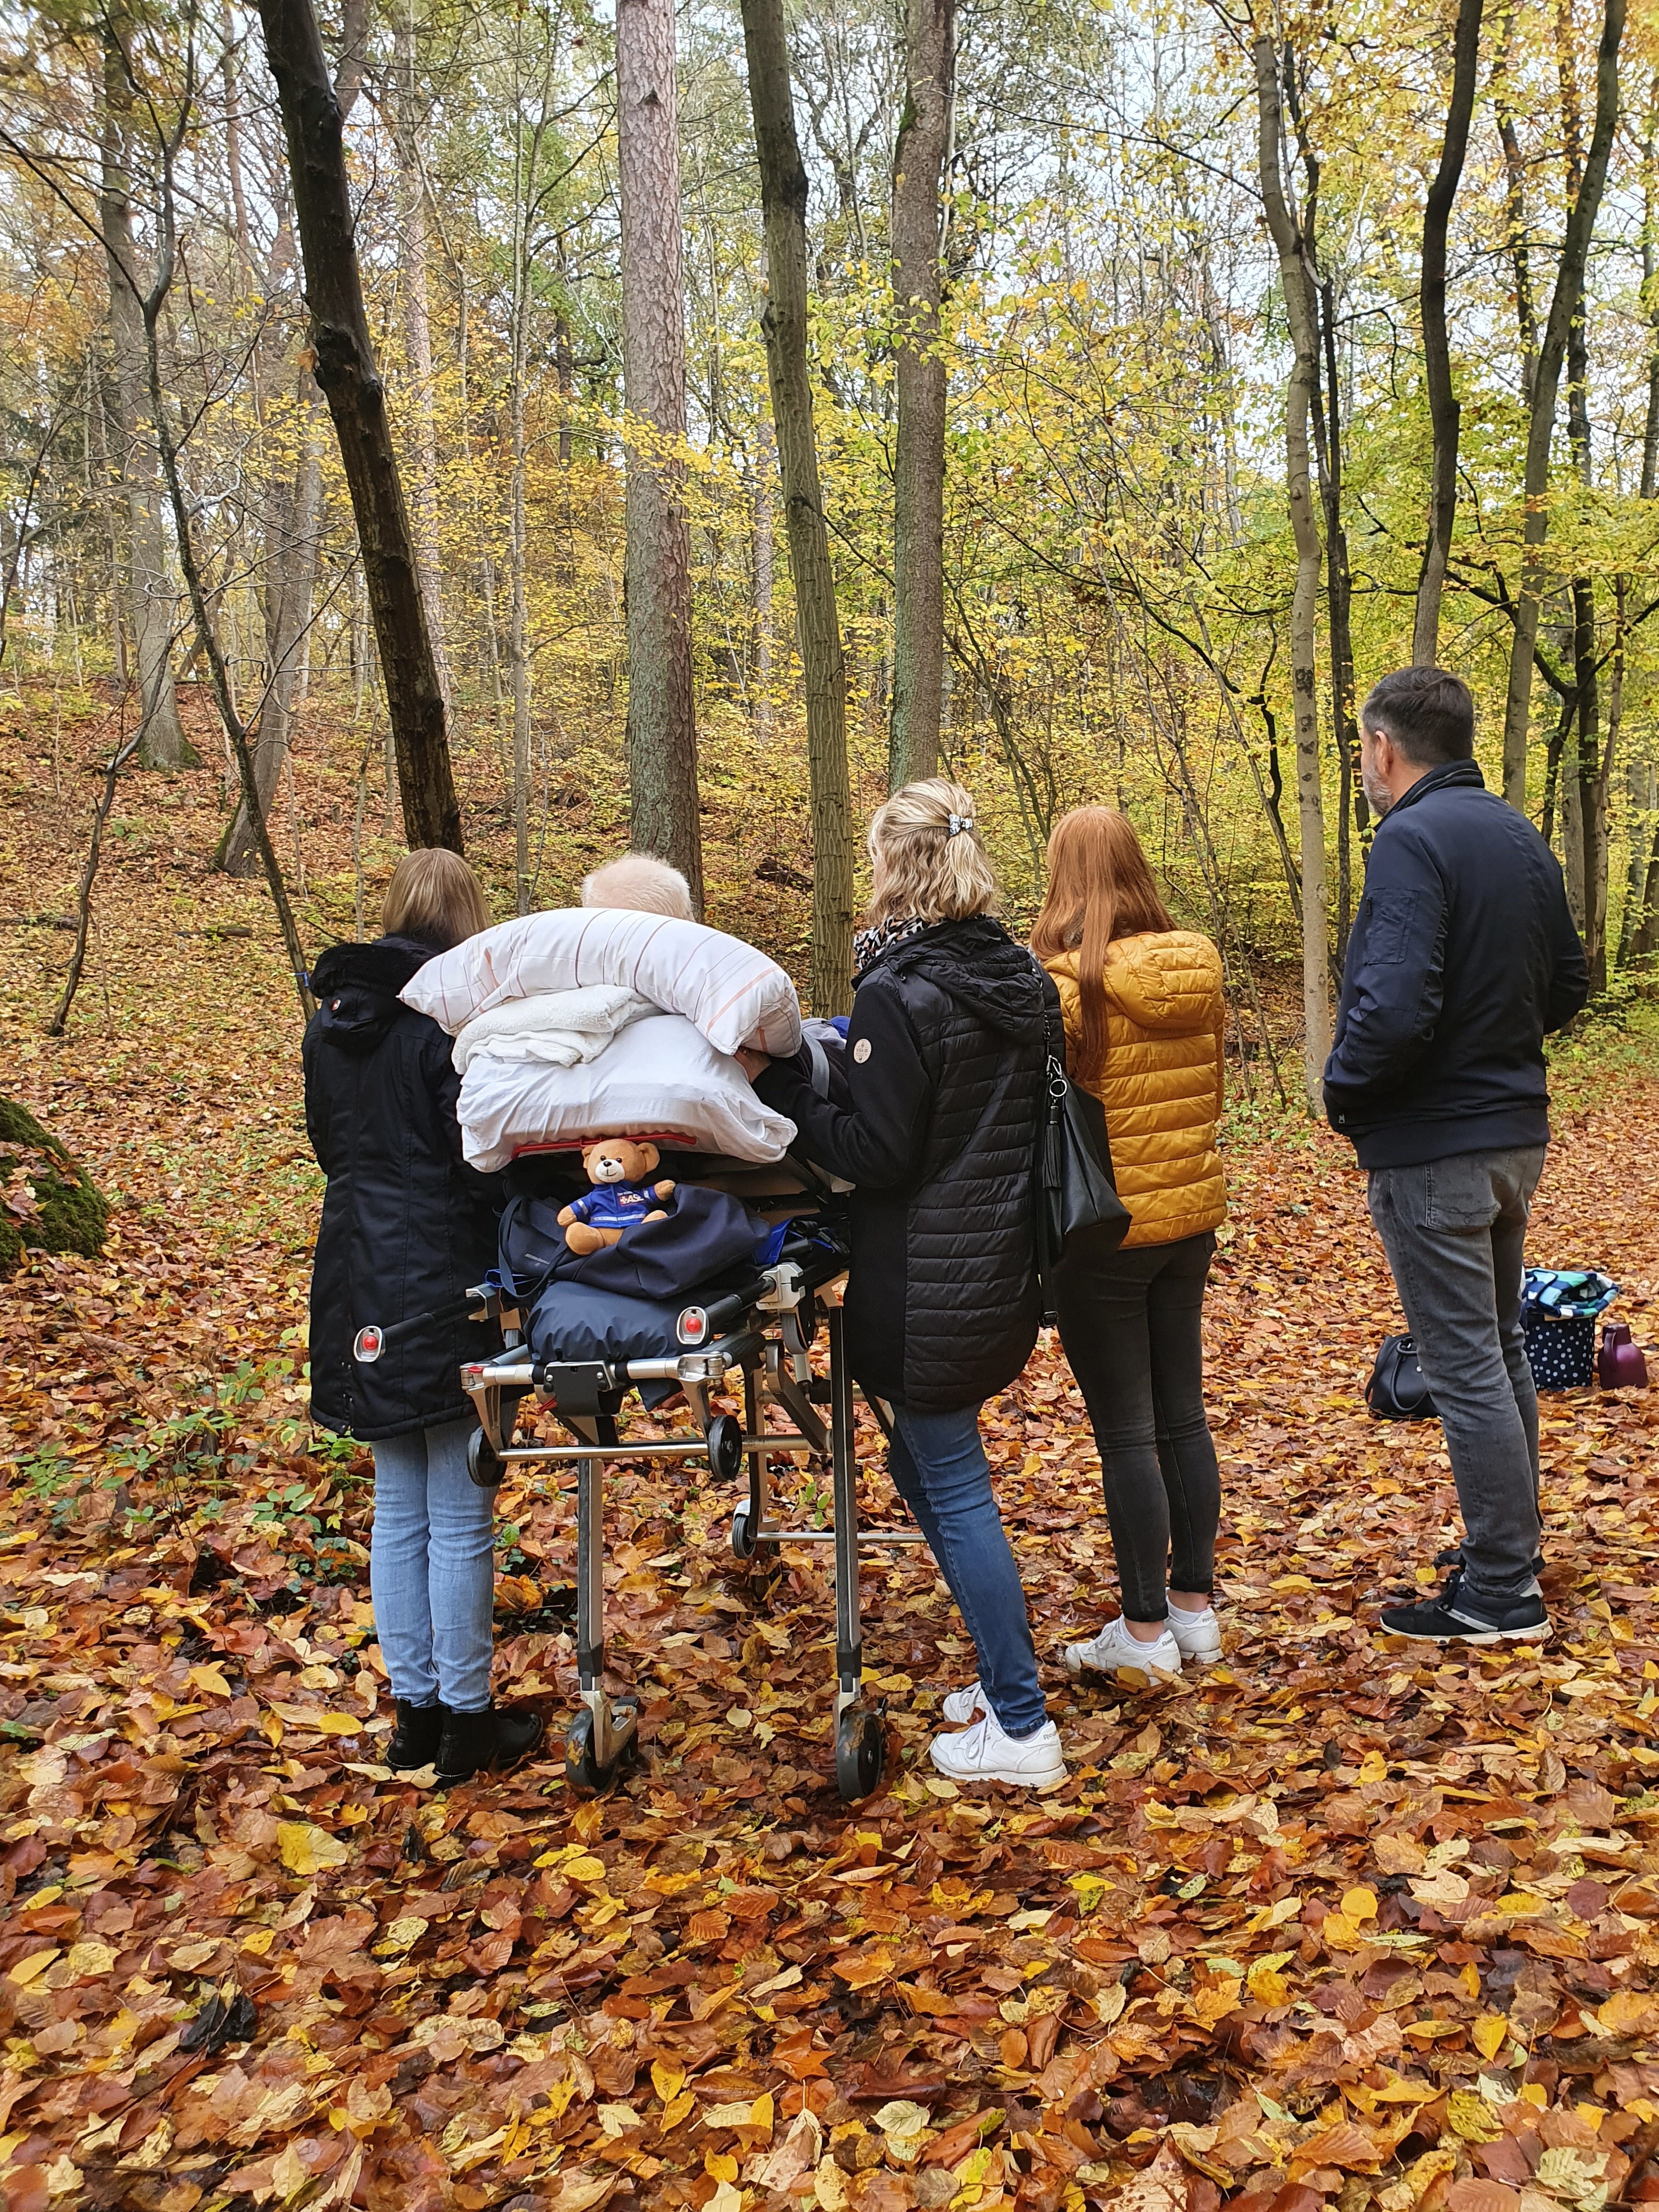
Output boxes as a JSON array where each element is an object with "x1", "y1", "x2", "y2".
[{"x1": 1034, "y1": 977, "x2": 1132, "y2": 1322}]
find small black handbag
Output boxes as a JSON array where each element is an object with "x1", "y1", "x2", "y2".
[
  {"x1": 1365, "y1": 1333, "x2": 1438, "y2": 1420},
  {"x1": 1034, "y1": 983, "x2": 1132, "y2": 1321}
]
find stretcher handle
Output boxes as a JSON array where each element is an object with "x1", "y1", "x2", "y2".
[{"x1": 354, "y1": 1283, "x2": 500, "y2": 1364}]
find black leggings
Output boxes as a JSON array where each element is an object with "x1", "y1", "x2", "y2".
[{"x1": 1054, "y1": 1230, "x2": 1220, "y2": 1621}]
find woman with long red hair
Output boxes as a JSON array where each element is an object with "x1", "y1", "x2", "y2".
[{"x1": 1030, "y1": 808, "x2": 1228, "y2": 1680}]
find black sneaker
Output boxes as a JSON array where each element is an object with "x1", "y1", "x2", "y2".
[
  {"x1": 1379, "y1": 1580, "x2": 1550, "y2": 1644},
  {"x1": 435, "y1": 1702, "x2": 545, "y2": 1786},
  {"x1": 1434, "y1": 1545, "x2": 1545, "y2": 1576},
  {"x1": 386, "y1": 1699, "x2": 444, "y2": 1771}
]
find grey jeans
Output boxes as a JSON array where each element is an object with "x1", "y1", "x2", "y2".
[{"x1": 1365, "y1": 1146, "x2": 1546, "y2": 1606}]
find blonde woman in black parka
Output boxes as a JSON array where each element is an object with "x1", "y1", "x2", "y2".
[{"x1": 745, "y1": 780, "x2": 1066, "y2": 1792}]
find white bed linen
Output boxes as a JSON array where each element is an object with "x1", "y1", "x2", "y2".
[
  {"x1": 401, "y1": 907, "x2": 802, "y2": 1057},
  {"x1": 451, "y1": 985, "x2": 654, "y2": 1075},
  {"x1": 456, "y1": 1013, "x2": 798, "y2": 1171}
]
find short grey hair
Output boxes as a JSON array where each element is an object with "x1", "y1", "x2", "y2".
[{"x1": 580, "y1": 852, "x2": 695, "y2": 919}]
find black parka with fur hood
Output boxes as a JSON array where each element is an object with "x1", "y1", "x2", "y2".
[
  {"x1": 303, "y1": 936, "x2": 502, "y2": 1442},
  {"x1": 757, "y1": 917, "x2": 1052, "y2": 1414}
]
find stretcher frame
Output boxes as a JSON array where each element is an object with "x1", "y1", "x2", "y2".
[{"x1": 459, "y1": 1251, "x2": 921, "y2": 1802}]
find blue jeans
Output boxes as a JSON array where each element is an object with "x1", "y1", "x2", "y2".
[
  {"x1": 887, "y1": 1402, "x2": 1048, "y2": 1739},
  {"x1": 1367, "y1": 1147, "x2": 1546, "y2": 1606},
  {"x1": 369, "y1": 1418, "x2": 496, "y2": 1712}
]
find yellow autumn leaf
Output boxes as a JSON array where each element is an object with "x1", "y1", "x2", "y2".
[
  {"x1": 748, "y1": 2091, "x2": 775, "y2": 2138},
  {"x1": 1247, "y1": 1959, "x2": 1291, "y2": 2005},
  {"x1": 652, "y1": 2059, "x2": 686, "y2": 2103},
  {"x1": 9, "y1": 1949, "x2": 60, "y2": 1987},
  {"x1": 1598, "y1": 1989, "x2": 1659, "y2": 2037},
  {"x1": 563, "y1": 1854, "x2": 607, "y2": 1883},
  {"x1": 379, "y1": 1917, "x2": 428, "y2": 1951},
  {"x1": 66, "y1": 1940, "x2": 116, "y2": 1977},
  {"x1": 1357, "y1": 1751, "x2": 1388, "y2": 1784},
  {"x1": 185, "y1": 1661, "x2": 233, "y2": 1699},
  {"x1": 1473, "y1": 2012, "x2": 1509, "y2": 2059},
  {"x1": 241, "y1": 1928, "x2": 276, "y2": 1955},
  {"x1": 276, "y1": 1821, "x2": 350, "y2": 1876},
  {"x1": 1342, "y1": 1887, "x2": 1379, "y2": 1922},
  {"x1": 313, "y1": 1711, "x2": 363, "y2": 1736},
  {"x1": 703, "y1": 2149, "x2": 739, "y2": 2182},
  {"x1": 1446, "y1": 2091, "x2": 1503, "y2": 2143},
  {"x1": 663, "y1": 2091, "x2": 696, "y2": 2129}
]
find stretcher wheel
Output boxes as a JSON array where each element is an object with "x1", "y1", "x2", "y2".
[
  {"x1": 467, "y1": 1429, "x2": 506, "y2": 1489},
  {"x1": 566, "y1": 1699, "x2": 638, "y2": 1793},
  {"x1": 730, "y1": 1505, "x2": 758, "y2": 1560},
  {"x1": 835, "y1": 1705, "x2": 884, "y2": 1802},
  {"x1": 707, "y1": 1413, "x2": 744, "y2": 1481}
]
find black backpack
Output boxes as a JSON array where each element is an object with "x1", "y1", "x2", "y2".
[{"x1": 1365, "y1": 1333, "x2": 1438, "y2": 1420}]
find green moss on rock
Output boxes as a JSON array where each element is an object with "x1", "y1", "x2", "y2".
[{"x1": 0, "y1": 1098, "x2": 110, "y2": 1271}]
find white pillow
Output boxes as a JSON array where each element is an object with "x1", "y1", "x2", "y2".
[
  {"x1": 455, "y1": 1014, "x2": 798, "y2": 1171},
  {"x1": 400, "y1": 907, "x2": 802, "y2": 1057}
]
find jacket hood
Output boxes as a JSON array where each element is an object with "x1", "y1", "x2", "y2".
[
  {"x1": 864, "y1": 916, "x2": 1047, "y2": 1042},
  {"x1": 1046, "y1": 930, "x2": 1222, "y2": 1034},
  {"x1": 308, "y1": 935, "x2": 436, "y2": 1054}
]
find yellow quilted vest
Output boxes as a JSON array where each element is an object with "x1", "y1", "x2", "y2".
[{"x1": 1043, "y1": 930, "x2": 1227, "y2": 1249}]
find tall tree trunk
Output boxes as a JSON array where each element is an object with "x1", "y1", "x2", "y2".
[
  {"x1": 392, "y1": 0, "x2": 452, "y2": 710},
  {"x1": 1413, "y1": 0, "x2": 1485, "y2": 664},
  {"x1": 887, "y1": 0, "x2": 954, "y2": 791},
  {"x1": 1558, "y1": 6, "x2": 1612, "y2": 990},
  {"x1": 617, "y1": 0, "x2": 703, "y2": 912},
  {"x1": 223, "y1": 400, "x2": 322, "y2": 874},
  {"x1": 254, "y1": 0, "x2": 462, "y2": 852},
  {"x1": 88, "y1": 363, "x2": 127, "y2": 688},
  {"x1": 100, "y1": 7, "x2": 193, "y2": 769},
  {"x1": 740, "y1": 0, "x2": 855, "y2": 1013},
  {"x1": 1254, "y1": 37, "x2": 1329, "y2": 1113},
  {"x1": 752, "y1": 409, "x2": 775, "y2": 741},
  {"x1": 1494, "y1": 2, "x2": 1539, "y2": 406},
  {"x1": 1499, "y1": 0, "x2": 1624, "y2": 811},
  {"x1": 1315, "y1": 276, "x2": 1360, "y2": 968},
  {"x1": 1622, "y1": 101, "x2": 1659, "y2": 969},
  {"x1": 1621, "y1": 757, "x2": 1659, "y2": 962}
]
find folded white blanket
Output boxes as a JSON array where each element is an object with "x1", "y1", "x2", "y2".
[
  {"x1": 400, "y1": 906, "x2": 802, "y2": 1058},
  {"x1": 452, "y1": 985, "x2": 655, "y2": 1076},
  {"x1": 456, "y1": 1013, "x2": 797, "y2": 1171}
]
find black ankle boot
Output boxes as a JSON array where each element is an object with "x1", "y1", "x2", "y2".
[
  {"x1": 386, "y1": 1700, "x2": 445, "y2": 1771},
  {"x1": 436, "y1": 1702, "x2": 545, "y2": 1786}
]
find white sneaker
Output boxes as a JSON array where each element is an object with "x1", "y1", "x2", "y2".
[
  {"x1": 1166, "y1": 1601, "x2": 1222, "y2": 1666},
  {"x1": 942, "y1": 1680, "x2": 988, "y2": 1724},
  {"x1": 930, "y1": 1712, "x2": 1066, "y2": 1791},
  {"x1": 1064, "y1": 1615, "x2": 1183, "y2": 1681}
]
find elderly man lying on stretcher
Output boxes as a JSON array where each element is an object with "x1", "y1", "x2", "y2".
[{"x1": 398, "y1": 853, "x2": 814, "y2": 1173}]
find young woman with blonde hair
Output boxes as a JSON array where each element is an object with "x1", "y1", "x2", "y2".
[
  {"x1": 743, "y1": 778, "x2": 1065, "y2": 1790},
  {"x1": 1031, "y1": 808, "x2": 1227, "y2": 1680},
  {"x1": 304, "y1": 849, "x2": 543, "y2": 1784}
]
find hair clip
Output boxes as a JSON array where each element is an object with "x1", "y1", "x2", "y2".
[{"x1": 946, "y1": 813, "x2": 974, "y2": 837}]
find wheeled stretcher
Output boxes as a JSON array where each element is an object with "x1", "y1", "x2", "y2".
[{"x1": 456, "y1": 1160, "x2": 922, "y2": 1802}]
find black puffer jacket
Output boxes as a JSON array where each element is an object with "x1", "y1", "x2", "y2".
[
  {"x1": 757, "y1": 918, "x2": 1052, "y2": 1414},
  {"x1": 303, "y1": 936, "x2": 503, "y2": 1442}
]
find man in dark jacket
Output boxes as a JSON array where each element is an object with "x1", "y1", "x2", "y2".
[{"x1": 1324, "y1": 666, "x2": 1588, "y2": 1644}]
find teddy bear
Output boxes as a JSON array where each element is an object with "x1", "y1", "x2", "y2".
[{"x1": 556, "y1": 1138, "x2": 677, "y2": 1255}]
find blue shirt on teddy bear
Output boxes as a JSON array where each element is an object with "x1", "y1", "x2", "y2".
[{"x1": 566, "y1": 1183, "x2": 659, "y2": 1233}]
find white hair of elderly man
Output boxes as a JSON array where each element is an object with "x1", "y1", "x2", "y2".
[{"x1": 580, "y1": 853, "x2": 695, "y2": 919}]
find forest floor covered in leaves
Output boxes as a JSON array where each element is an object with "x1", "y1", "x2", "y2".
[{"x1": 1, "y1": 693, "x2": 1658, "y2": 2212}]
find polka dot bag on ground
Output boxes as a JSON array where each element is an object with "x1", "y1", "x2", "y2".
[{"x1": 1522, "y1": 1267, "x2": 1618, "y2": 1391}]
